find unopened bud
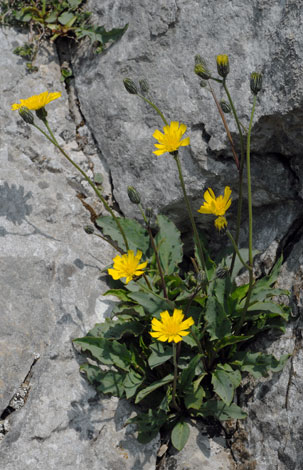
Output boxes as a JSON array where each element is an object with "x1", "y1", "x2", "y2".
[
  {"x1": 194, "y1": 63, "x2": 211, "y2": 80},
  {"x1": 216, "y1": 54, "x2": 229, "y2": 78},
  {"x1": 123, "y1": 78, "x2": 138, "y2": 95},
  {"x1": 127, "y1": 186, "x2": 141, "y2": 204},
  {"x1": 36, "y1": 107, "x2": 47, "y2": 121},
  {"x1": 139, "y1": 79, "x2": 149, "y2": 94},
  {"x1": 200, "y1": 80, "x2": 208, "y2": 88},
  {"x1": 220, "y1": 100, "x2": 231, "y2": 113},
  {"x1": 250, "y1": 72, "x2": 262, "y2": 95},
  {"x1": 145, "y1": 207, "x2": 153, "y2": 219},
  {"x1": 216, "y1": 267, "x2": 229, "y2": 279},
  {"x1": 19, "y1": 106, "x2": 34, "y2": 125},
  {"x1": 84, "y1": 225, "x2": 94, "y2": 234}
]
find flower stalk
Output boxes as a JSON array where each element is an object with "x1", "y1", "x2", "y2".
[
  {"x1": 173, "y1": 152, "x2": 207, "y2": 278},
  {"x1": 34, "y1": 119, "x2": 130, "y2": 251},
  {"x1": 236, "y1": 94, "x2": 257, "y2": 332}
]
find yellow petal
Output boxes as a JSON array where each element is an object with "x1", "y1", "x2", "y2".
[
  {"x1": 153, "y1": 129, "x2": 164, "y2": 141},
  {"x1": 179, "y1": 137, "x2": 190, "y2": 147},
  {"x1": 153, "y1": 149, "x2": 166, "y2": 156}
]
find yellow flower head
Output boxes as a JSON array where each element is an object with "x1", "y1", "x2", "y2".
[
  {"x1": 11, "y1": 91, "x2": 61, "y2": 111},
  {"x1": 153, "y1": 121, "x2": 190, "y2": 156},
  {"x1": 216, "y1": 54, "x2": 229, "y2": 78},
  {"x1": 150, "y1": 309, "x2": 194, "y2": 343},
  {"x1": 198, "y1": 186, "x2": 232, "y2": 231},
  {"x1": 108, "y1": 249, "x2": 148, "y2": 284}
]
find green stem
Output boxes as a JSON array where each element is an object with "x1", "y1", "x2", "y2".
[
  {"x1": 223, "y1": 81, "x2": 246, "y2": 275},
  {"x1": 174, "y1": 152, "x2": 207, "y2": 279},
  {"x1": 226, "y1": 230, "x2": 252, "y2": 272},
  {"x1": 142, "y1": 273, "x2": 152, "y2": 290},
  {"x1": 138, "y1": 94, "x2": 168, "y2": 126},
  {"x1": 190, "y1": 328, "x2": 203, "y2": 355},
  {"x1": 208, "y1": 81, "x2": 240, "y2": 170},
  {"x1": 172, "y1": 344, "x2": 181, "y2": 412},
  {"x1": 139, "y1": 204, "x2": 168, "y2": 299},
  {"x1": 34, "y1": 120, "x2": 129, "y2": 251},
  {"x1": 236, "y1": 95, "x2": 257, "y2": 333}
]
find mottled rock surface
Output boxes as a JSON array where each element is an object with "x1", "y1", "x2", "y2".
[
  {"x1": 1, "y1": 0, "x2": 303, "y2": 469},
  {"x1": 73, "y1": 0, "x2": 303, "y2": 251}
]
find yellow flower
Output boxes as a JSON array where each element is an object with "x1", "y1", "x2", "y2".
[
  {"x1": 150, "y1": 309, "x2": 194, "y2": 343},
  {"x1": 108, "y1": 249, "x2": 148, "y2": 284},
  {"x1": 11, "y1": 91, "x2": 61, "y2": 111},
  {"x1": 198, "y1": 186, "x2": 232, "y2": 231},
  {"x1": 153, "y1": 121, "x2": 190, "y2": 156}
]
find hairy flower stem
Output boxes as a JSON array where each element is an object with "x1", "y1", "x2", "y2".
[
  {"x1": 174, "y1": 153, "x2": 207, "y2": 279},
  {"x1": 236, "y1": 95, "x2": 257, "y2": 333},
  {"x1": 172, "y1": 344, "x2": 181, "y2": 412},
  {"x1": 139, "y1": 204, "x2": 168, "y2": 299},
  {"x1": 138, "y1": 94, "x2": 168, "y2": 126},
  {"x1": 208, "y1": 81, "x2": 240, "y2": 170},
  {"x1": 226, "y1": 230, "x2": 252, "y2": 272},
  {"x1": 223, "y1": 81, "x2": 246, "y2": 275},
  {"x1": 34, "y1": 120, "x2": 129, "y2": 251}
]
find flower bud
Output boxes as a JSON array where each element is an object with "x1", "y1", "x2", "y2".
[
  {"x1": 84, "y1": 225, "x2": 94, "y2": 234},
  {"x1": 127, "y1": 186, "x2": 141, "y2": 204},
  {"x1": 250, "y1": 72, "x2": 262, "y2": 95},
  {"x1": 199, "y1": 80, "x2": 208, "y2": 88},
  {"x1": 216, "y1": 267, "x2": 229, "y2": 279},
  {"x1": 19, "y1": 106, "x2": 34, "y2": 125},
  {"x1": 194, "y1": 55, "x2": 211, "y2": 79},
  {"x1": 216, "y1": 54, "x2": 229, "y2": 78},
  {"x1": 194, "y1": 63, "x2": 211, "y2": 80},
  {"x1": 36, "y1": 107, "x2": 47, "y2": 121},
  {"x1": 145, "y1": 207, "x2": 153, "y2": 219},
  {"x1": 220, "y1": 100, "x2": 231, "y2": 113},
  {"x1": 139, "y1": 79, "x2": 149, "y2": 94},
  {"x1": 123, "y1": 78, "x2": 138, "y2": 95}
]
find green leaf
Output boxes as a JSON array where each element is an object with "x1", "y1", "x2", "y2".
[
  {"x1": 184, "y1": 385, "x2": 205, "y2": 410},
  {"x1": 95, "y1": 215, "x2": 149, "y2": 254},
  {"x1": 58, "y1": 11, "x2": 76, "y2": 25},
  {"x1": 214, "y1": 335, "x2": 254, "y2": 351},
  {"x1": 211, "y1": 364, "x2": 241, "y2": 406},
  {"x1": 80, "y1": 364, "x2": 125, "y2": 397},
  {"x1": 128, "y1": 291, "x2": 173, "y2": 315},
  {"x1": 96, "y1": 370, "x2": 125, "y2": 397},
  {"x1": 80, "y1": 363, "x2": 103, "y2": 384},
  {"x1": 155, "y1": 215, "x2": 183, "y2": 275},
  {"x1": 135, "y1": 374, "x2": 173, "y2": 403},
  {"x1": 68, "y1": 0, "x2": 82, "y2": 9},
  {"x1": 247, "y1": 301, "x2": 288, "y2": 319},
  {"x1": 127, "y1": 408, "x2": 166, "y2": 443},
  {"x1": 103, "y1": 288, "x2": 131, "y2": 302},
  {"x1": 73, "y1": 336, "x2": 132, "y2": 371},
  {"x1": 103, "y1": 320, "x2": 145, "y2": 340},
  {"x1": 148, "y1": 342, "x2": 173, "y2": 369},
  {"x1": 75, "y1": 23, "x2": 128, "y2": 47},
  {"x1": 179, "y1": 354, "x2": 202, "y2": 390},
  {"x1": 231, "y1": 351, "x2": 289, "y2": 379},
  {"x1": 250, "y1": 287, "x2": 289, "y2": 303},
  {"x1": 199, "y1": 400, "x2": 247, "y2": 420},
  {"x1": 171, "y1": 421, "x2": 190, "y2": 451},
  {"x1": 205, "y1": 296, "x2": 231, "y2": 340},
  {"x1": 123, "y1": 370, "x2": 144, "y2": 399},
  {"x1": 45, "y1": 11, "x2": 58, "y2": 23}
]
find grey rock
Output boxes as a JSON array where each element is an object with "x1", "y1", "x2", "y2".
[
  {"x1": 0, "y1": 25, "x2": 158, "y2": 470},
  {"x1": 163, "y1": 421, "x2": 235, "y2": 470},
  {"x1": 72, "y1": 0, "x2": 303, "y2": 252}
]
